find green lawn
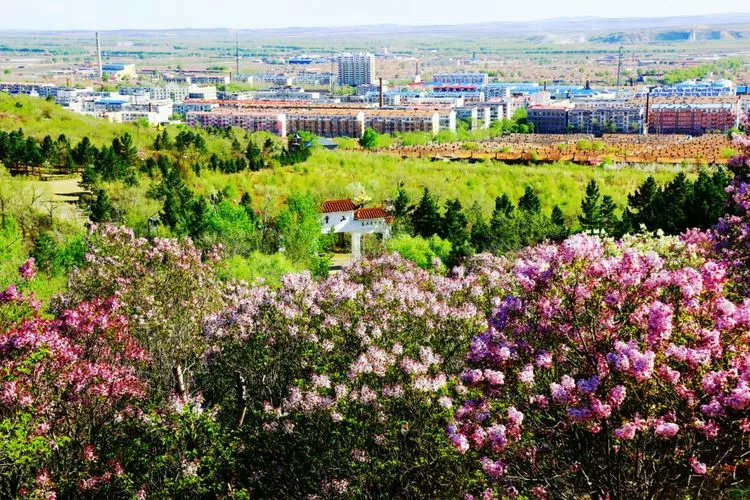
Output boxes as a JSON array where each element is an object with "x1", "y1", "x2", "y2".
[{"x1": 191, "y1": 148, "x2": 683, "y2": 220}]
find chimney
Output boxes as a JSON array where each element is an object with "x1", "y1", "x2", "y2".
[
  {"x1": 95, "y1": 32, "x2": 103, "y2": 81},
  {"x1": 379, "y1": 77, "x2": 384, "y2": 108}
]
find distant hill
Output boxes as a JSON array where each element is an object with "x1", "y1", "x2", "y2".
[{"x1": 6, "y1": 13, "x2": 750, "y2": 44}]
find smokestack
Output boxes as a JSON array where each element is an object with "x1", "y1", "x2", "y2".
[
  {"x1": 235, "y1": 33, "x2": 240, "y2": 77},
  {"x1": 95, "y1": 32, "x2": 103, "y2": 81},
  {"x1": 379, "y1": 77, "x2": 384, "y2": 108},
  {"x1": 644, "y1": 87, "x2": 651, "y2": 135}
]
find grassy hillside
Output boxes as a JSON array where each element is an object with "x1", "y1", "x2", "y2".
[
  {"x1": 190, "y1": 149, "x2": 682, "y2": 220},
  {"x1": 0, "y1": 94, "x2": 233, "y2": 155}
]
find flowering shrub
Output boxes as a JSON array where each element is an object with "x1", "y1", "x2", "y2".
[
  {"x1": 716, "y1": 119, "x2": 750, "y2": 297},
  {"x1": 54, "y1": 224, "x2": 225, "y2": 395},
  {"x1": 451, "y1": 233, "x2": 750, "y2": 497},
  {"x1": 201, "y1": 253, "x2": 509, "y2": 497}
]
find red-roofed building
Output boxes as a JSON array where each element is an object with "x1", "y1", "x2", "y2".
[{"x1": 320, "y1": 198, "x2": 393, "y2": 258}]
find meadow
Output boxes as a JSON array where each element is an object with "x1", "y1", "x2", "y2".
[{"x1": 191, "y1": 148, "x2": 683, "y2": 220}]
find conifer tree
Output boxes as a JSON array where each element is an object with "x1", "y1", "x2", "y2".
[
  {"x1": 518, "y1": 186, "x2": 541, "y2": 214},
  {"x1": 410, "y1": 188, "x2": 442, "y2": 238},
  {"x1": 578, "y1": 179, "x2": 601, "y2": 231}
]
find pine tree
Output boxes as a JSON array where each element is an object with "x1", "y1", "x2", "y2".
[
  {"x1": 90, "y1": 189, "x2": 113, "y2": 223},
  {"x1": 441, "y1": 198, "x2": 469, "y2": 245},
  {"x1": 578, "y1": 179, "x2": 601, "y2": 231},
  {"x1": 494, "y1": 194, "x2": 515, "y2": 217},
  {"x1": 31, "y1": 231, "x2": 58, "y2": 274},
  {"x1": 394, "y1": 183, "x2": 411, "y2": 218},
  {"x1": 518, "y1": 186, "x2": 541, "y2": 214},
  {"x1": 551, "y1": 205, "x2": 566, "y2": 227},
  {"x1": 468, "y1": 202, "x2": 492, "y2": 253},
  {"x1": 622, "y1": 176, "x2": 659, "y2": 233},
  {"x1": 657, "y1": 173, "x2": 690, "y2": 234},
  {"x1": 411, "y1": 188, "x2": 442, "y2": 238},
  {"x1": 600, "y1": 195, "x2": 618, "y2": 234}
]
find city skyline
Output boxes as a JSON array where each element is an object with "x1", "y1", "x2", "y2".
[{"x1": 2, "y1": 1, "x2": 750, "y2": 31}]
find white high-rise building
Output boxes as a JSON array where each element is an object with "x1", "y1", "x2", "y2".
[{"x1": 337, "y1": 53, "x2": 375, "y2": 86}]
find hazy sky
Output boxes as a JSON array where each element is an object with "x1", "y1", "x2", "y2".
[{"x1": 2, "y1": 0, "x2": 750, "y2": 30}]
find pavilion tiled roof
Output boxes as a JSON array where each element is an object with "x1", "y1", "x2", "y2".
[
  {"x1": 321, "y1": 199, "x2": 357, "y2": 213},
  {"x1": 354, "y1": 207, "x2": 389, "y2": 220}
]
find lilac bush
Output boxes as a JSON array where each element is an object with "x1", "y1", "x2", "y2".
[
  {"x1": 450, "y1": 233, "x2": 750, "y2": 497},
  {"x1": 201, "y1": 252, "x2": 509, "y2": 497}
]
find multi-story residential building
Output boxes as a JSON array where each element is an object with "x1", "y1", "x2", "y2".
[
  {"x1": 286, "y1": 109, "x2": 365, "y2": 138},
  {"x1": 189, "y1": 75, "x2": 230, "y2": 86},
  {"x1": 252, "y1": 72, "x2": 294, "y2": 86},
  {"x1": 255, "y1": 87, "x2": 321, "y2": 101},
  {"x1": 187, "y1": 86, "x2": 218, "y2": 100},
  {"x1": 568, "y1": 102, "x2": 645, "y2": 134},
  {"x1": 640, "y1": 79, "x2": 735, "y2": 98},
  {"x1": 485, "y1": 97, "x2": 521, "y2": 121},
  {"x1": 364, "y1": 109, "x2": 440, "y2": 136},
  {"x1": 648, "y1": 100, "x2": 740, "y2": 134},
  {"x1": 0, "y1": 82, "x2": 58, "y2": 98},
  {"x1": 432, "y1": 72, "x2": 489, "y2": 86},
  {"x1": 337, "y1": 53, "x2": 375, "y2": 86},
  {"x1": 293, "y1": 71, "x2": 334, "y2": 86},
  {"x1": 455, "y1": 107, "x2": 478, "y2": 130},
  {"x1": 173, "y1": 101, "x2": 219, "y2": 116},
  {"x1": 527, "y1": 105, "x2": 570, "y2": 133},
  {"x1": 186, "y1": 110, "x2": 287, "y2": 136},
  {"x1": 162, "y1": 74, "x2": 191, "y2": 85},
  {"x1": 428, "y1": 86, "x2": 485, "y2": 103}
]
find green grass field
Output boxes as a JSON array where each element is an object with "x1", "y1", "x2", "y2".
[{"x1": 191, "y1": 149, "x2": 683, "y2": 220}]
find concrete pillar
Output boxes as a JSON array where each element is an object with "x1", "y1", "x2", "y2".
[{"x1": 351, "y1": 232, "x2": 362, "y2": 259}]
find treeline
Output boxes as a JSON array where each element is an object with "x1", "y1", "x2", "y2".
[{"x1": 391, "y1": 169, "x2": 730, "y2": 265}]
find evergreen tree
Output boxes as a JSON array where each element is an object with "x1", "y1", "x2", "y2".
[
  {"x1": 410, "y1": 188, "x2": 442, "y2": 238},
  {"x1": 468, "y1": 202, "x2": 492, "y2": 253},
  {"x1": 441, "y1": 199, "x2": 469, "y2": 248},
  {"x1": 90, "y1": 189, "x2": 113, "y2": 223},
  {"x1": 600, "y1": 195, "x2": 618, "y2": 234},
  {"x1": 578, "y1": 179, "x2": 602, "y2": 231},
  {"x1": 494, "y1": 194, "x2": 515, "y2": 217},
  {"x1": 622, "y1": 176, "x2": 659, "y2": 233},
  {"x1": 551, "y1": 205, "x2": 566, "y2": 227},
  {"x1": 686, "y1": 169, "x2": 730, "y2": 229},
  {"x1": 657, "y1": 173, "x2": 690, "y2": 235},
  {"x1": 30, "y1": 231, "x2": 58, "y2": 274},
  {"x1": 394, "y1": 183, "x2": 411, "y2": 218},
  {"x1": 518, "y1": 186, "x2": 541, "y2": 214}
]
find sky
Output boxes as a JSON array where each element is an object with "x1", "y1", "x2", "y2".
[{"x1": 2, "y1": 0, "x2": 750, "y2": 30}]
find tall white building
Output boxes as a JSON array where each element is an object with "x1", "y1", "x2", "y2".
[{"x1": 337, "y1": 53, "x2": 375, "y2": 86}]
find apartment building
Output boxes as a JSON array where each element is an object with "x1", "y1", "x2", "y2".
[
  {"x1": 337, "y1": 53, "x2": 375, "y2": 86},
  {"x1": 364, "y1": 109, "x2": 440, "y2": 136},
  {"x1": 286, "y1": 109, "x2": 365, "y2": 138},
  {"x1": 0, "y1": 82, "x2": 58, "y2": 98},
  {"x1": 527, "y1": 105, "x2": 570, "y2": 133},
  {"x1": 190, "y1": 75, "x2": 230, "y2": 86},
  {"x1": 186, "y1": 110, "x2": 287, "y2": 136},
  {"x1": 429, "y1": 86, "x2": 485, "y2": 103},
  {"x1": 432, "y1": 72, "x2": 489, "y2": 86},
  {"x1": 643, "y1": 79, "x2": 735, "y2": 98},
  {"x1": 648, "y1": 101, "x2": 740, "y2": 134},
  {"x1": 567, "y1": 103, "x2": 645, "y2": 134}
]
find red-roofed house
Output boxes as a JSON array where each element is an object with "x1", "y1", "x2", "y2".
[{"x1": 321, "y1": 199, "x2": 393, "y2": 258}]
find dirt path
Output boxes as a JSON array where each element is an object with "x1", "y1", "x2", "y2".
[{"x1": 26, "y1": 175, "x2": 88, "y2": 224}]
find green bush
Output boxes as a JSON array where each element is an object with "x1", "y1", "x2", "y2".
[{"x1": 385, "y1": 234, "x2": 452, "y2": 271}]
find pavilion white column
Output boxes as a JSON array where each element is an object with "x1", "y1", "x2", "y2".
[{"x1": 351, "y1": 232, "x2": 362, "y2": 259}]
